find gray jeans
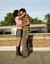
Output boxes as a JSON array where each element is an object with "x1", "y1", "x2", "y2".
[{"x1": 21, "y1": 30, "x2": 29, "y2": 57}]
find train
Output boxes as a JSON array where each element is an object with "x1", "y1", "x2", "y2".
[{"x1": 0, "y1": 24, "x2": 50, "y2": 35}]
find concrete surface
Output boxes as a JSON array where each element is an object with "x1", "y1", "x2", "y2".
[{"x1": 0, "y1": 51, "x2": 50, "y2": 64}]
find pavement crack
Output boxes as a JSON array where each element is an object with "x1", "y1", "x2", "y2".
[{"x1": 39, "y1": 52, "x2": 45, "y2": 64}]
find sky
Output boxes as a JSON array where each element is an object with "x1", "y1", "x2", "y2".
[{"x1": 0, "y1": 0, "x2": 50, "y2": 21}]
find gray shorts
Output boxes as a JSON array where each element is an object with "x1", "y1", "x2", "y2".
[{"x1": 16, "y1": 29, "x2": 23, "y2": 37}]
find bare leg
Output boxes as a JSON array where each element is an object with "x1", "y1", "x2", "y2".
[
  {"x1": 16, "y1": 37, "x2": 21, "y2": 47},
  {"x1": 16, "y1": 37, "x2": 21, "y2": 56}
]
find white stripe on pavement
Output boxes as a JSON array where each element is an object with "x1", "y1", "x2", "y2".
[
  {"x1": 0, "y1": 46, "x2": 16, "y2": 51},
  {"x1": 0, "y1": 46, "x2": 50, "y2": 51}
]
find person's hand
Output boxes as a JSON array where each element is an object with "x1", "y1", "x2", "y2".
[
  {"x1": 23, "y1": 12, "x2": 26, "y2": 16},
  {"x1": 26, "y1": 13, "x2": 28, "y2": 16}
]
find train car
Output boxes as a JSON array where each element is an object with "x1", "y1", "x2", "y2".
[
  {"x1": 0, "y1": 24, "x2": 50, "y2": 35},
  {"x1": 0, "y1": 26, "x2": 17, "y2": 35}
]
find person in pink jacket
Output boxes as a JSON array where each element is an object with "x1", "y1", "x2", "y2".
[{"x1": 13, "y1": 10, "x2": 25, "y2": 56}]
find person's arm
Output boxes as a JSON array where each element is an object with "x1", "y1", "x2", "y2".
[
  {"x1": 22, "y1": 14, "x2": 30, "y2": 26},
  {"x1": 17, "y1": 24, "x2": 22, "y2": 27},
  {"x1": 18, "y1": 12, "x2": 26, "y2": 19},
  {"x1": 17, "y1": 14, "x2": 30, "y2": 27},
  {"x1": 22, "y1": 19, "x2": 30, "y2": 27},
  {"x1": 17, "y1": 19, "x2": 30, "y2": 27}
]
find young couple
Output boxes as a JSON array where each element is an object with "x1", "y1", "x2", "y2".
[{"x1": 13, "y1": 8, "x2": 30, "y2": 58}]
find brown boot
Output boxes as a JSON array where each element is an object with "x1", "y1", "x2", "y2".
[
  {"x1": 16, "y1": 46, "x2": 21, "y2": 56},
  {"x1": 16, "y1": 47, "x2": 19, "y2": 56}
]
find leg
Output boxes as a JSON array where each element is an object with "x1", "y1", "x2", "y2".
[
  {"x1": 21, "y1": 30, "x2": 29, "y2": 57},
  {"x1": 16, "y1": 37, "x2": 21, "y2": 56},
  {"x1": 16, "y1": 37, "x2": 21, "y2": 47},
  {"x1": 16, "y1": 29, "x2": 23, "y2": 56}
]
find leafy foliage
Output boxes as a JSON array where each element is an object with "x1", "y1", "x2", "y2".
[
  {"x1": 44, "y1": 13, "x2": 50, "y2": 24},
  {"x1": 27, "y1": 14, "x2": 43, "y2": 24},
  {"x1": 0, "y1": 12, "x2": 45, "y2": 26},
  {"x1": 0, "y1": 13, "x2": 15, "y2": 26}
]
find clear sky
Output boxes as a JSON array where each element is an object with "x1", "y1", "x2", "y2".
[{"x1": 0, "y1": 0, "x2": 50, "y2": 21}]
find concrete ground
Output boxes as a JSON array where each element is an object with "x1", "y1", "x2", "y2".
[{"x1": 0, "y1": 51, "x2": 50, "y2": 64}]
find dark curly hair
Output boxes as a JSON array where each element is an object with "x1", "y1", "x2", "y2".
[
  {"x1": 19, "y1": 8, "x2": 26, "y2": 12},
  {"x1": 13, "y1": 10, "x2": 18, "y2": 18}
]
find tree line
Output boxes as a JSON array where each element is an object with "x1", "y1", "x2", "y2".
[{"x1": 0, "y1": 12, "x2": 50, "y2": 26}]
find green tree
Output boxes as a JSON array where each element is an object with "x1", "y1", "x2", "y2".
[
  {"x1": 0, "y1": 13, "x2": 15, "y2": 26},
  {"x1": 44, "y1": 13, "x2": 50, "y2": 24},
  {"x1": 27, "y1": 15, "x2": 43, "y2": 24},
  {"x1": 31, "y1": 17, "x2": 44, "y2": 24},
  {"x1": 0, "y1": 12, "x2": 44, "y2": 26}
]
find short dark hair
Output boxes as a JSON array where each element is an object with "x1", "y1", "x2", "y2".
[
  {"x1": 19, "y1": 8, "x2": 26, "y2": 12},
  {"x1": 13, "y1": 10, "x2": 18, "y2": 18}
]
